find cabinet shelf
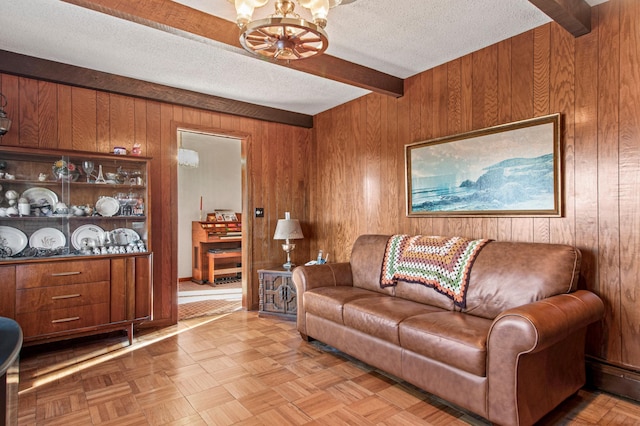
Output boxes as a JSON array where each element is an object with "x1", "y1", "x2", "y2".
[
  {"x1": 3, "y1": 179, "x2": 147, "y2": 189},
  {"x1": 70, "y1": 215, "x2": 147, "y2": 220},
  {"x1": 0, "y1": 215, "x2": 147, "y2": 221},
  {"x1": 0, "y1": 250, "x2": 152, "y2": 263}
]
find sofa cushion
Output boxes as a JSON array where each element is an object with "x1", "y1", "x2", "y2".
[
  {"x1": 343, "y1": 297, "x2": 444, "y2": 345},
  {"x1": 463, "y1": 242, "x2": 581, "y2": 319},
  {"x1": 399, "y1": 312, "x2": 492, "y2": 376},
  {"x1": 303, "y1": 287, "x2": 384, "y2": 325},
  {"x1": 350, "y1": 235, "x2": 395, "y2": 296}
]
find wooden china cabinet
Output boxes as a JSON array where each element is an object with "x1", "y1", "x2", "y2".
[{"x1": 0, "y1": 146, "x2": 152, "y2": 346}]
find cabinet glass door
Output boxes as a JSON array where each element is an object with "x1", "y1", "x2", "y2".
[{"x1": 0, "y1": 147, "x2": 150, "y2": 261}]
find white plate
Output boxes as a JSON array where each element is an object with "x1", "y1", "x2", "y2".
[
  {"x1": 96, "y1": 196, "x2": 120, "y2": 217},
  {"x1": 29, "y1": 227, "x2": 66, "y2": 249},
  {"x1": 112, "y1": 228, "x2": 140, "y2": 245},
  {"x1": 71, "y1": 224, "x2": 104, "y2": 250},
  {"x1": 21, "y1": 187, "x2": 58, "y2": 207},
  {"x1": 0, "y1": 226, "x2": 28, "y2": 256}
]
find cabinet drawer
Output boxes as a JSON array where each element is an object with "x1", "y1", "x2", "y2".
[
  {"x1": 17, "y1": 303, "x2": 110, "y2": 337},
  {"x1": 16, "y1": 259, "x2": 110, "y2": 289},
  {"x1": 16, "y1": 281, "x2": 110, "y2": 314}
]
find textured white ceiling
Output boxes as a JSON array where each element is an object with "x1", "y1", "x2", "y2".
[{"x1": 0, "y1": 0, "x2": 607, "y2": 116}]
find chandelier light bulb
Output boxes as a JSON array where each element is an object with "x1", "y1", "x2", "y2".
[
  {"x1": 234, "y1": 0, "x2": 268, "y2": 28},
  {"x1": 298, "y1": 0, "x2": 330, "y2": 27}
]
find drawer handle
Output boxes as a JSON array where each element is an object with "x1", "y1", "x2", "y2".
[
  {"x1": 51, "y1": 271, "x2": 81, "y2": 277},
  {"x1": 51, "y1": 316, "x2": 80, "y2": 324},
  {"x1": 51, "y1": 294, "x2": 81, "y2": 300}
]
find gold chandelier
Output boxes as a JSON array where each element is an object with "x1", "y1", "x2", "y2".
[{"x1": 229, "y1": 0, "x2": 342, "y2": 61}]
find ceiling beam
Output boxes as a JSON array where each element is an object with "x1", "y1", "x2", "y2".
[
  {"x1": 528, "y1": 0, "x2": 591, "y2": 37},
  {"x1": 61, "y1": 0, "x2": 404, "y2": 98},
  {"x1": 0, "y1": 50, "x2": 313, "y2": 128}
]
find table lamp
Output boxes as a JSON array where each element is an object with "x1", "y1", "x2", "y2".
[{"x1": 273, "y1": 212, "x2": 304, "y2": 269}]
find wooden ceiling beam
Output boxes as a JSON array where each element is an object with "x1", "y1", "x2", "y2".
[
  {"x1": 528, "y1": 0, "x2": 591, "y2": 37},
  {"x1": 61, "y1": 0, "x2": 404, "y2": 98},
  {"x1": 0, "y1": 50, "x2": 313, "y2": 128}
]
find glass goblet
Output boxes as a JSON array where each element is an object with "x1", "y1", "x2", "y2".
[
  {"x1": 114, "y1": 192, "x2": 128, "y2": 216},
  {"x1": 82, "y1": 160, "x2": 95, "y2": 183}
]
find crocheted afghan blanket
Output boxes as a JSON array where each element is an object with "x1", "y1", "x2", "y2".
[{"x1": 380, "y1": 235, "x2": 491, "y2": 308}]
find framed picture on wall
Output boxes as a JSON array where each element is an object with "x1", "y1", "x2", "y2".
[{"x1": 405, "y1": 113, "x2": 562, "y2": 217}]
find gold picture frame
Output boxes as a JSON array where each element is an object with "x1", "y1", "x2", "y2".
[{"x1": 406, "y1": 113, "x2": 562, "y2": 217}]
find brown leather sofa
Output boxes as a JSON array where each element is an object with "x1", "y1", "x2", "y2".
[{"x1": 292, "y1": 234, "x2": 604, "y2": 426}]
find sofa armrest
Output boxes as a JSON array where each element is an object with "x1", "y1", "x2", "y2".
[
  {"x1": 292, "y1": 263, "x2": 353, "y2": 337},
  {"x1": 486, "y1": 290, "x2": 604, "y2": 425},
  {"x1": 488, "y1": 290, "x2": 604, "y2": 352}
]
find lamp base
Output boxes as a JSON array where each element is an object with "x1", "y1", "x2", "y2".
[{"x1": 282, "y1": 242, "x2": 296, "y2": 270}]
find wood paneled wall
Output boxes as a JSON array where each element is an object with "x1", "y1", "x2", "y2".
[
  {"x1": 312, "y1": 0, "x2": 639, "y2": 370},
  {"x1": 2, "y1": 0, "x2": 638, "y2": 373},
  {"x1": 0, "y1": 73, "x2": 311, "y2": 324}
]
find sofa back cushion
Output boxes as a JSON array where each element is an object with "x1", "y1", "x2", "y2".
[
  {"x1": 350, "y1": 235, "x2": 395, "y2": 296},
  {"x1": 350, "y1": 235, "x2": 581, "y2": 319},
  {"x1": 462, "y1": 241, "x2": 581, "y2": 319}
]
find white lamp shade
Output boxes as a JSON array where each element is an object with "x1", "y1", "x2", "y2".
[{"x1": 273, "y1": 219, "x2": 304, "y2": 240}]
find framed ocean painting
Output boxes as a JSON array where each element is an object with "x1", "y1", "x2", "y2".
[{"x1": 406, "y1": 113, "x2": 562, "y2": 217}]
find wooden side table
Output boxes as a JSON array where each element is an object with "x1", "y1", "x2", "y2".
[{"x1": 257, "y1": 268, "x2": 296, "y2": 320}]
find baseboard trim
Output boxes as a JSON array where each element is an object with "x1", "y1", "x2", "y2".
[{"x1": 586, "y1": 356, "x2": 640, "y2": 402}]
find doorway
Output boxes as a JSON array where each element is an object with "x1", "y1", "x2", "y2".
[{"x1": 176, "y1": 130, "x2": 243, "y2": 320}]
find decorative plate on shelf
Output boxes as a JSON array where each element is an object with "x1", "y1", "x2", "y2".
[
  {"x1": 71, "y1": 224, "x2": 104, "y2": 250},
  {"x1": 0, "y1": 226, "x2": 28, "y2": 256},
  {"x1": 21, "y1": 187, "x2": 58, "y2": 207},
  {"x1": 29, "y1": 227, "x2": 66, "y2": 249},
  {"x1": 95, "y1": 196, "x2": 119, "y2": 217}
]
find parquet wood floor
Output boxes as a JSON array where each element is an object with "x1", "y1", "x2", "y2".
[{"x1": 17, "y1": 311, "x2": 640, "y2": 425}]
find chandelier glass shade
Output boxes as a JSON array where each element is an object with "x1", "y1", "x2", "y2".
[
  {"x1": 230, "y1": 0, "x2": 341, "y2": 60},
  {"x1": 177, "y1": 148, "x2": 200, "y2": 168}
]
